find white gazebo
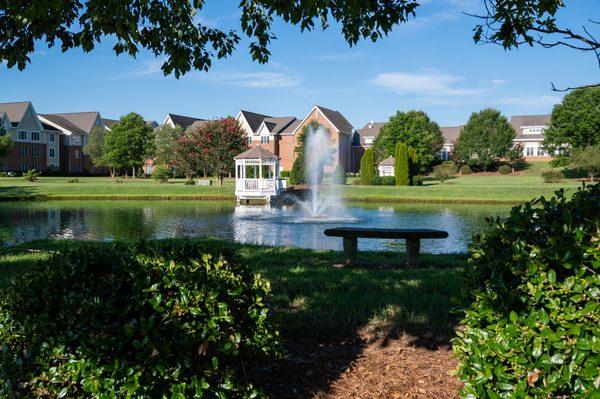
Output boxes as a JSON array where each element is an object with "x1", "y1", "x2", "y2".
[{"x1": 234, "y1": 146, "x2": 287, "y2": 203}]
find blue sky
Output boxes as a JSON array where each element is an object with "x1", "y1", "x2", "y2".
[{"x1": 0, "y1": 0, "x2": 597, "y2": 128}]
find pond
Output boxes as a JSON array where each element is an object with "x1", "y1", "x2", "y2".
[{"x1": 0, "y1": 201, "x2": 511, "y2": 253}]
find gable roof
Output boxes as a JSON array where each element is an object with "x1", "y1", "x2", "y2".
[
  {"x1": 102, "y1": 118, "x2": 118, "y2": 129},
  {"x1": 239, "y1": 110, "x2": 272, "y2": 133},
  {"x1": 234, "y1": 145, "x2": 279, "y2": 160},
  {"x1": 261, "y1": 117, "x2": 298, "y2": 135},
  {"x1": 355, "y1": 121, "x2": 385, "y2": 146},
  {"x1": 280, "y1": 119, "x2": 301, "y2": 135},
  {"x1": 38, "y1": 114, "x2": 87, "y2": 135},
  {"x1": 187, "y1": 119, "x2": 210, "y2": 131},
  {"x1": 41, "y1": 122, "x2": 61, "y2": 132},
  {"x1": 0, "y1": 112, "x2": 11, "y2": 131},
  {"x1": 46, "y1": 112, "x2": 102, "y2": 134},
  {"x1": 315, "y1": 105, "x2": 353, "y2": 133},
  {"x1": 380, "y1": 156, "x2": 395, "y2": 167},
  {"x1": 166, "y1": 113, "x2": 206, "y2": 129},
  {"x1": 511, "y1": 114, "x2": 551, "y2": 129},
  {"x1": 0, "y1": 101, "x2": 31, "y2": 123},
  {"x1": 440, "y1": 126, "x2": 462, "y2": 144}
]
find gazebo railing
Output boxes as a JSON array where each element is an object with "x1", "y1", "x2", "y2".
[{"x1": 236, "y1": 178, "x2": 284, "y2": 192}]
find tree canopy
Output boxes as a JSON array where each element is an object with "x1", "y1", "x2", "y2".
[
  {"x1": 454, "y1": 109, "x2": 515, "y2": 171},
  {"x1": 154, "y1": 124, "x2": 184, "y2": 167},
  {"x1": 84, "y1": 126, "x2": 107, "y2": 168},
  {"x1": 0, "y1": 1, "x2": 418, "y2": 77},
  {"x1": 572, "y1": 145, "x2": 600, "y2": 183},
  {"x1": 543, "y1": 86, "x2": 600, "y2": 164},
  {"x1": 0, "y1": 126, "x2": 12, "y2": 158},
  {"x1": 103, "y1": 113, "x2": 154, "y2": 176},
  {"x1": 373, "y1": 110, "x2": 443, "y2": 173}
]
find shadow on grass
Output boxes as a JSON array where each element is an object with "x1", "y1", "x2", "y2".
[
  {"x1": 2, "y1": 239, "x2": 466, "y2": 399},
  {"x1": 0, "y1": 184, "x2": 45, "y2": 200}
]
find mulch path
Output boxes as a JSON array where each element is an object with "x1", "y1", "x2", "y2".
[{"x1": 253, "y1": 331, "x2": 462, "y2": 398}]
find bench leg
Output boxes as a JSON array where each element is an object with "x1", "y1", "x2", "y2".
[
  {"x1": 406, "y1": 238, "x2": 420, "y2": 268},
  {"x1": 343, "y1": 237, "x2": 358, "y2": 266}
]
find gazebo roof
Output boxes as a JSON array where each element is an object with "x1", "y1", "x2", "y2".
[{"x1": 234, "y1": 146, "x2": 280, "y2": 160}]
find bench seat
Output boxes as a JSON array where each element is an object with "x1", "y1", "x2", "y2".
[{"x1": 324, "y1": 227, "x2": 449, "y2": 267}]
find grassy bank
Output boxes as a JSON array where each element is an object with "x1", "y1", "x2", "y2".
[
  {"x1": 0, "y1": 162, "x2": 581, "y2": 203},
  {"x1": 0, "y1": 239, "x2": 466, "y2": 339}
]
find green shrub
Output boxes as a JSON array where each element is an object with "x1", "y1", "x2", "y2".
[
  {"x1": 432, "y1": 161, "x2": 457, "y2": 183},
  {"x1": 413, "y1": 175, "x2": 424, "y2": 186},
  {"x1": 67, "y1": 178, "x2": 79, "y2": 183},
  {"x1": 152, "y1": 164, "x2": 172, "y2": 183},
  {"x1": 280, "y1": 170, "x2": 290, "y2": 178},
  {"x1": 184, "y1": 179, "x2": 195, "y2": 185},
  {"x1": 460, "y1": 164, "x2": 473, "y2": 175},
  {"x1": 379, "y1": 176, "x2": 396, "y2": 186},
  {"x1": 453, "y1": 185, "x2": 600, "y2": 398},
  {"x1": 0, "y1": 241, "x2": 280, "y2": 398},
  {"x1": 542, "y1": 169, "x2": 564, "y2": 183},
  {"x1": 359, "y1": 148, "x2": 376, "y2": 185},
  {"x1": 22, "y1": 169, "x2": 40, "y2": 182},
  {"x1": 394, "y1": 142, "x2": 410, "y2": 186},
  {"x1": 498, "y1": 165, "x2": 512, "y2": 174}
]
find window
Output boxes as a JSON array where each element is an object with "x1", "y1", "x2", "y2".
[
  {"x1": 49, "y1": 148, "x2": 55, "y2": 158},
  {"x1": 248, "y1": 137, "x2": 252, "y2": 145},
  {"x1": 32, "y1": 163, "x2": 40, "y2": 171},
  {"x1": 49, "y1": 133, "x2": 55, "y2": 143},
  {"x1": 18, "y1": 130, "x2": 27, "y2": 140},
  {"x1": 364, "y1": 136, "x2": 374, "y2": 145},
  {"x1": 19, "y1": 146, "x2": 27, "y2": 157},
  {"x1": 75, "y1": 149, "x2": 80, "y2": 159},
  {"x1": 260, "y1": 136, "x2": 270, "y2": 144},
  {"x1": 526, "y1": 147, "x2": 535, "y2": 157},
  {"x1": 439, "y1": 150, "x2": 449, "y2": 161},
  {"x1": 32, "y1": 147, "x2": 40, "y2": 157},
  {"x1": 537, "y1": 147, "x2": 545, "y2": 156},
  {"x1": 73, "y1": 164, "x2": 82, "y2": 173},
  {"x1": 20, "y1": 163, "x2": 28, "y2": 171},
  {"x1": 31, "y1": 131, "x2": 40, "y2": 141}
]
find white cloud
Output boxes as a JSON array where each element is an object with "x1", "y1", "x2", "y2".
[
  {"x1": 370, "y1": 70, "x2": 484, "y2": 97},
  {"x1": 312, "y1": 52, "x2": 366, "y2": 61},
  {"x1": 195, "y1": 63, "x2": 302, "y2": 88}
]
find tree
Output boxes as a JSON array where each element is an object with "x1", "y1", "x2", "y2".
[
  {"x1": 359, "y1": 148, "x2": 376, "y2": 185},
  {"x1": 188, "y1": 118, "x2": 247, "y2": 186},
  {"x1": 171, "y1": 126, "x2": 212, "y2": 180},
  {"x1": 572, "y1": 145, "x2": 600, "y2": 182},
  {"x1": 473, "y1": 0, "x2": 599, "y2": 91},
  {"x1": 432, "y1": 161, "x2": 457, "y2": 184},
  {"x1": 394, "y1": 142, "x2": 410, "y2": 186},
  {"x1": 543, "y1": 87, "x2": 600, "y2": 165},
  {"x1": 154, "y1": 124, "x2": 184, "y2": 167},
  {"x1": 506, "y1": 143, "x2": 526, "y2": 173},
  {"x1": 0, "y1": 1, "x2": 418, "y2": 77},
  {"x1": 0, "y1": 125, "x2": 12, "y2": 169},
  {"x1": 407, "y1": 146, "x2": 419, "y2": 185},
  {"x1": 373, "y1": 110, "x2": 443, "y2": 173},
  {"x1": 455, "y1": 109, "x2": 516, "y2": 171},
  {"x1": 84, "y1": 126, "x2": 108, "y2": 168},
  {"x1": 103, "y1": 113, "x2": 154, "y2": 178}
]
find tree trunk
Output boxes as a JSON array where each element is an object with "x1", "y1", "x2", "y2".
[
  {"x1": 218, "y1": 176, "x2": 224, "y2": 186},
  {"x1": 132, "y1": 166, "x2": 135, "y2": 179},
  {"x1": 591, "y1": 173, "x2": 595, "y2": 183}
]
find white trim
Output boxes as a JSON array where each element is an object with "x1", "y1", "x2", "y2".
[
  {"x1": 15, "y1": 103, "x2": 45, "y2": 133},
  {"x1": 162, "y1": 115, "x2": 175, "y2": 128},
  {"x1": 38, "y1": 115, "x2": 74, "y2": 136}
]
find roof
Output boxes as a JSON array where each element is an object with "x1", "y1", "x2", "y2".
[
  {"x1": 38, "y1": 114, "x2": 87, "y2": 135},
  {"x1": 0, "y1": 101, "x2": 31, "y2": 123},
  {"x1": 316, "y1": 105, "x2": 353, "y2": 133},
  {"x1": 239, "y1": 110, "x2": 272, "y2": 133},
  {"x1": 355, "y1": 121, "x2": 385, "y2": 146},
  {"x1": 262, "y1": 117, "x2": 298, "y2": 135},
  {"x1": 41, "y1": 122, "x2": 61, "y2": 132},
  {"x1": 280, "y1": 119, "x2": 301, "y2": 135},
  {"x1": 167, "y1": 113, "x2": 206, "y2": 129},
  {"x1": 46, "y1": 112, "x2": 101, "y2": 133},
  {"x1": 511, "y1": 115, "x2": 551, "y2": 141},
  {"x1": 234, "y1": 145, "x2": 280, "y2": 160},
  {"x1": 102, "y1": 118, "x2": 118, "y2": 129},
  {"x1": 379, "y1": 156, "x2": 395, "y2": 167},
  {"x1": 440, "y1": 126, "x2": 462, "y2": 144},
  {"x1": 187, "y1": 119, "x2": 210, "y2": 131}
]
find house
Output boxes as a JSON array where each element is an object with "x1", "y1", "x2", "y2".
[
  {"x1": 235, "y1": 110, "x2": 300, "y2": 171},
  {"x1": 351, "y1": 121, "x2": 385, "y2": 172},
  {"x1": 38, "y1": 112, "x2": 106, "y2": 173},
  {"x1": 162, "y1": 113, "x2": 206, "y2": 130},
  {"x1": 378, "y1": 156, "x2": 395, "y2": 176},
  {"x1": 511, "y1": 115, "x2": 552, "y2": 158},
  {"x1": 291, "y1": 105, "x2": 354, "y2": 173},
  {"x1": 439, "y1": 126, "x2": 462, "y2": 160},
  {"x1": 0, "y1": 101, "x2": 60, "y2": 172}
]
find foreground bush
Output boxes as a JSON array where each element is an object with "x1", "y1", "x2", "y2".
[
  {"x1": 433, "y1": 161, "x2": 457, "y2": 183},
  {"x1": 453, "y1": 184, "x2": 600, "y2": 398},
  {"x1": 152, "y1": 164, "x2": 172, "y2": 183},
  {"x1": 0, "y1": 241, "x2": 280, "y2": 398},
  {"x1": 542, "y1": 169, "x2": 564, "y2": 183},
  {"x1": 22, "y1": 169, "x2": 40, "y2": 182},
  {"x1": 498, "y1": 165, "x2": 511, "y2": 174}
]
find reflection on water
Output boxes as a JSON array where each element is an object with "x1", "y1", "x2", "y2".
[{"x1": 0, "y1": 201, "x2": 510, "y2": 253}]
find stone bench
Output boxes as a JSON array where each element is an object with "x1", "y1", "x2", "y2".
[{"x1": 323, "y1": 227, "x2": 449, "y2": 267}]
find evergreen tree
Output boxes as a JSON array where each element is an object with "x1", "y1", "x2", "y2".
[
  {"x1": 407, "y1": 146, "x2": 418, "y2": 185},
  {"x1": 394, "y1": 142, "x2": 410, "y2": 186},
  {"x1": 359, "y1": 148, "x2": 376, "y2": 185}
]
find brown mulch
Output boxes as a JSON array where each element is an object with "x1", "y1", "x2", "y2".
[{"x1": 252, "y1": 332, "x2": 462, "y2": 399}]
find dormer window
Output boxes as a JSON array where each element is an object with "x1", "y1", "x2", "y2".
[
  {"x1": 31, "y1": 131, "x2": 40, "y2": 141},
  {"x1": 364, "y1": 136, "x2": 374, "y2": 145},
  {"x1": 18, "y1": 130, "x2": 27, "y2": 140}
]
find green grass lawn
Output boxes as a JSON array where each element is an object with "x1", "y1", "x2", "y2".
[
  {"x1": 0, "y1": 161, "x2": 582, "y2": 203},
  {"x1": 0, "y1": 239, "x2": 466, "y2": 339}
]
